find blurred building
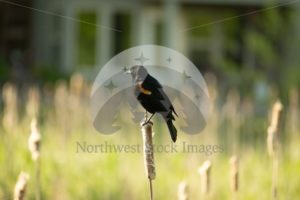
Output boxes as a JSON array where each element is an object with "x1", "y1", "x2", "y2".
[
  {"x1": 0, "y1": 0, "x2": 33, "y2": 82},
  {"x1": 1, "y1": 0, "x2": 299, "y2": 78}
]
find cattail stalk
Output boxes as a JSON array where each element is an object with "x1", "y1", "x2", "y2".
[
  {"x1": 2, "y1": 83, "x2": 18, "y2": 132},
  {"x1": 229, "y1": 156, "x2": 239, "y2": 193},
  {"x1": 178, "y1": 181, "x2": 188, "y2": 200},
  {"x1": 26, "y1": 86, "x2": 40, "y2": 119},
  {"x1": 198, "y1": 160, "x2": 212, "y2": 194},
  {"x1": 28, "y1": 118, "x2": 41, "y2": 161},
  {"x1": 28, "y1": 118, "x2": 41, "y2": 200},
  {"x1": 141, "y1": 121, "x2": 156, "y2": 200},
  {"x1": 267, "y1": 100, "x2": 283, "y2": 200},
  {"x1": 14, "y1": 172, "x2": 29, "y2": 200}
]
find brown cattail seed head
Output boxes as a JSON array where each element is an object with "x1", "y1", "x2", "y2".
[
  {"x1": 229, "y1": 156, "x2": 239, "y2": 192},
  {"x1": 178, "y1": 181, "x2": 188, "y2": 200},
  {"x1": 198, "y1": 160, "x2": 212, "y2": 194},
  {"x1": 141, "y1": 122, "x2": 156, "y2": 180},
  {"x1": 28, "y1": 118, "x2": 41, "y2": 161},
  {"x1": 14, "y1": 172, "x2": 29, "y2": 200}
]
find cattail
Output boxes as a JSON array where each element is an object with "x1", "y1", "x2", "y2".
[
  {"x1": 54, "y1": 81, "x2": 68, "y2": 133},
  {"x1": 70, "y1": 73, "x2": 84, "y2": 97},
  {"x1": 267, "y1": 126, "x2": 276, "y2": 157},
  {"x1": 26, "y1": 86, "x2": 40, "y2": 119},
  {"x1": 198, "y1": 160, "x2": 212, "y2": 194},
  {"x1": 178, "y1": 181, "x2": 188, "y2": 200},
  {"x1": 28, "y1": 118, "x2": 41, "y2": 161},
  {"x1": 229, "y1": 156, "x2": 239, "y2": 192},
  {"x1": 223, "y1": 90, "x2": 240, "y2": 153},
  {"x1": 14, "y1": 172, "x2": 29, "y2": 200},
  {"x1": 69, "y1": 73, "x2": 85, "y2": 130},
  {"x1": 270, "y1": 101, "x2": 283, "y2": 133},
  {"x1": 2, "y1": 83, "x2": 18, "y2": 132},
  {"x1": 267, "y1": 101, "x2": 283, "y2": 157},
  {"x1": 28, "y1": 118, "x2": 42, "y2": 200},
  {"x1": 141, "y1": 122, "x2": 155, "y2": 200},
  {"x1": 69, "y1": 73, "x2": 84, "y2": 111},
  {"x1": 141, "y1": 122, "x2": 156, "y2": 180},
  {"x1": 267, "y1": 100, "x2": 283, "y2": 200}
]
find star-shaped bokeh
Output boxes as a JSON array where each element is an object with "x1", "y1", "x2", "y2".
[
  {"x1": 135, "y1": 52, "x2": 149, "y2": 65},
  {"x1": 104, "y1": 80, "x2": 117, "y2": 93},
  {"x1": 167, "y1": 56, "x2": 172, "y2": 64},
  {"x1": 182, "y1": 70, "x2": 192, "y2": 81}
]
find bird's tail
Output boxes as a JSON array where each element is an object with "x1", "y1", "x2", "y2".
[{"x1": 167, "y1": 119, "x2": 177, "y2": 142}]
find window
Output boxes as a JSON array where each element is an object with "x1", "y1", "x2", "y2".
[
  {"x1": 76, "y1": 11, "x2": 97, "y2": 69},
  {"x1": 112, "y1": 12, "x2": 131, "y2": 55}
]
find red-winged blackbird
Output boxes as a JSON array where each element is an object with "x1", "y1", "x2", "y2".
[{"x1": 126, "y1": 65, "x2": 178, "y2": 142}]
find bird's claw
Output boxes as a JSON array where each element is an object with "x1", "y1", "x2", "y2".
[{"x1": 141, "y1": 120, "x2": 153, "y2": 126}]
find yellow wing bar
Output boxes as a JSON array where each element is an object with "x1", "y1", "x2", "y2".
[{"x1": 138, "y1": 82, "x2": 152, "y2": 95}]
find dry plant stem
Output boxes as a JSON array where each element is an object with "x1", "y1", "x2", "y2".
[
  {"x1": 35, "y1": 158, "x2": 41, "y2": 200},
  {"x1": 149, "y1": 179, "x2": 153, "y2": 200},
  {"x1": 28, "y1": 118, "x2": 41, "y2": 200},
  {"x1": 269, "y1": 126, "x2": 279, "y2": 200},
  {"x1": 267, "y1": 101, "x2": 283, "y2": 200},
  {"x1": 141, "y1": 121, "x2": 156, "y2": 200},
  {"x1": 230, "y1": 156, "x2": 238, "y2": 193},
  {"x1": 272, "y1": 151, "x2": 278, "y2": 200}
]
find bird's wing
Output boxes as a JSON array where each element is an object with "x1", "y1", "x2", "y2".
[
  {"x1": 158, "y1": 87, "x2": 177, "y2": 120},
  {"x1": 143, "y1": 75, "x2": 162, "y2": 88},
  {"x1": 142, "y1": 75, "x2": 177, "y2": 118},
  {"x1": 141, "y1": 75, "x2": 164, "y2": 99},
  {"x1": 137, "y1": 82, "x2": 152, "y2": 95}
]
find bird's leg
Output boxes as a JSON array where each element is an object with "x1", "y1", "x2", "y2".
[
  {"x1": 147, "y1": 113, "x2": 154, "y2": 122},
  {"x1": 144, "y1": 111, "x2": 148, "y2": 121},
  {"x1": 143, "y1": 113, "x2": 155, "y2": 125},
  {"x1": 142, "y1": 111, "x2": 148, "y2": 126}
]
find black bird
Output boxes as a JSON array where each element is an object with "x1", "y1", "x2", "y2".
[{"x1": 126, "y1": 65, "x2": 178, "y2": 142}]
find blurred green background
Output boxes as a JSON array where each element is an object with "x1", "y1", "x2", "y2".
[{"x1": 0, "y1": 0, "x2": 300, "y2": 199}]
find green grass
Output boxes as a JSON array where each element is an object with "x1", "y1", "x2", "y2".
[
  {"x1": 1, "y1": 115, "x2": 299, "y2": 200},
  {"x1": 0, "y1": 84, "x2": 299, "y2": 200}
]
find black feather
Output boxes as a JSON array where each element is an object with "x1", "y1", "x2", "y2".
[{"x1": 130, "y1": 66, "x2": 178, "y2": 142}]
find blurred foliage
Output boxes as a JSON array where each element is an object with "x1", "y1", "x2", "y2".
[
  {"x1": 0, "y1": 56, "x2": 9, "y2": 83},
  {"x1": 0, "y1": 2, "x2": 299, "y2": 199},
  {"x1": 77, "y1": 12, "x2": 97, "y2": 68},
  {"x1": 186, "y1": 6, "x2": 299, "y2": 101},
  {"x1": 0, "y1": 5, "x2": 298, "y2": 100},
  {"x1": 32, "y1": 66, "x2": 68, "y2": 83},
  {"x1": 113, "y1": 13, "x2": 132, "y2": 54},
  {"x1": 0, "y1": 79, "x2": 299, "y2": 199}
]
